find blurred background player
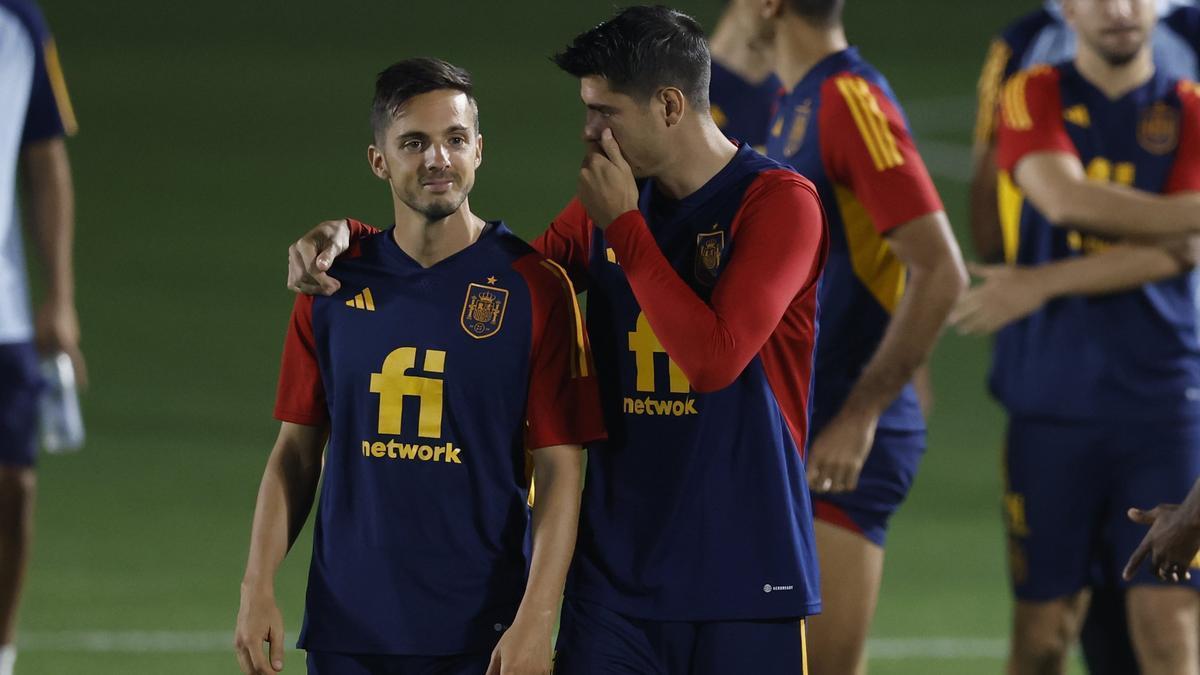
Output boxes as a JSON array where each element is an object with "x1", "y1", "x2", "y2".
[
  {"x1": 286, "y1": 7, "x2": 830, "y2": 672},
  {"x1": 981, "y1": 0, "x2": 1200, "y2": 671},
  {"x1": 969, "y1": 1, "x2": 1200, "y2": 672},
  {"x1": 725, "y1": 0, "x2": 967, "y2": 671},
  {"x1": 235, "y1": 59, "x2": 604, "y2": 675},
  {"x1": 1125, "y1": 476, "x2": 1200, "y2": 583},
  {"x1": 0, "y1": 1, "x2": 82, "y2": 674},
  {"x1": 708, "y1": 0, "x2": 781, "y2": 151}
]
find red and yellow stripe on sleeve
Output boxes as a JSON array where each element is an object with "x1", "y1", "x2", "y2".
[
  {"x1": 539, "y1": 259, "x2": 590, "y2": 378},
  {"x1": 43, "y1": 39, "x2": 77, "y2": 136},
  {"x1": 974, "y1": 39, "x2": 1012, "y2": 144},
  {"x1": 832, "y1": 76, "x2": 904, "y2": 172},
  {"x1": 1000, "y1": 65, "x2": 1053, "y2": 133}
]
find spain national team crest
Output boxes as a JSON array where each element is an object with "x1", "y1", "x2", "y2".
[
  {"x1": 695, "y1": 230, "x2": 726, "y2": 286},
  {"x1": 784, "y1": 100, "x2": 813, "y2": 157},
  {"x1": 460, "y1": 282, "x2": 508, "y2": 339},
  {"x1": 1138, "y1": 103, "x2": 1179, "y2": 155}
]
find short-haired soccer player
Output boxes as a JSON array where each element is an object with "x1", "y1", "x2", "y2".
[
  {"x1": 234, "y1": 58, "x2": 605, "y2": 675},
  {"x1": 708, "y1": 0, "x2": 782, "y2": 151},
  {"x1": 287, "y1": 7, "x2": 829, "y2": 673},
  {"x1": 959, "y1": 1, "x2": 1200, "y2": 671},
  {"x1": 722, "y1": 0, "x2": 968, "y2": 671}
]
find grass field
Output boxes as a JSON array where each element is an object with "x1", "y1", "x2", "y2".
[{"x1": 12, "y1": 1, "x2": 1090, "y2": 672}]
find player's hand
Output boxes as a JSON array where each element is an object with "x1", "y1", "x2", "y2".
[
  {"x1": 806, "y1": 411, "x2": 877, "y2": 494},
  {"x1": 234, "y1": 583, "x2": 285, "y2": 674},
  {"x1": 578, "y1": 128, "x2": 639, "y2": 230},
  {"x1": 34, "y1": 299, "x2": 87, "y2": 390},
  {"x1": 485, "y1": 614, "x2": 553, "y2": 675},
  {"x1": 287, "y1": 219, "x2": 350, "y2": 295},
  {"x1": 950, "y1": 263, "x2": 1049, "y2": 336},
  {"x1": 1123, "y1": 504, "x2": 1200, "y2": 582}
]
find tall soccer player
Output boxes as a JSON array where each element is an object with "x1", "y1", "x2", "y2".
[
  {"x1": 235, "y1": 59, "x2": 605, "y2": 675},
  {"x1": 0, "y1": 2, "x2": 82, "y2": 674},
  {"x1": 721, "y1": 1, "x2": 967, "y2": 671},
  {"x1": 968, "y1": 0, "x2": 1200, "y2": 671},
  {"x1": 708, "y1": 1, "x2": 781, "y2": 151},
  {"x1": 287, "y1": 7, "x2": 829, "y2": 673}
]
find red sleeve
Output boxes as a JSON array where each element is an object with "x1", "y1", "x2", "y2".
[
  {"x1": 531, "y1": 199, "x2": 593, "y2": 292},
  {"x1": 973, "y1": 38, "x2": 1015, "y2": 146},
  {"x1": 604, "y1": 170, "x2": 827, "y2": 393},
  {"x1": 347, "y1": 218, "x2": 381, "y2": 241},
  {"x1": 273, "y1": 294, "x2": 327, "y2": 426},
  {"x1": 819, "y1": 74, "x2": 944, "y2": 233},
  {"x1": 995, "y1": 66, "x2": 1077, "y2": 172},
  {"x1": 513, "y1": 255, "x2": 606, "y2": 449},
  {"x1": 1167, "y1": 82, "x2": 1200, "y2": 193}
]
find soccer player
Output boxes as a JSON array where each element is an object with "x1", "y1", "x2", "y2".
[
  {"x1": 234, "y1": 58, "x2": 605, "y2": 675},
  {"x1": 708, "y1": 1, "x2": 781, "y2": 150},
  {"x1": 722, "y1": 1, "x2": 967, "y2": 671},
  {"x1": 287, "y1": 7, "x2": 829, "y2": 673},
  {"x1": 975, "y1": 0, "x2": 1200, "y2": 671},
  {"x1": 0, "y1": 2, "x2": 82, "y2": 674}
]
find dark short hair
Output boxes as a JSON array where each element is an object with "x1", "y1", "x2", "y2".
[
  {"x1": 370, "y1": 57, "x2": 478, "y2": 139},
  {"x1": 785, "y1": 0, "x2": 844, "y2": 25},
  {"x1": 552, "y1": 5, "x2": 711, "y2": 108}
]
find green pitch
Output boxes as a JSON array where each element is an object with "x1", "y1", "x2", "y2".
[{"x1": 18, "y1": 1, "x2": 1086, "y2": 672}]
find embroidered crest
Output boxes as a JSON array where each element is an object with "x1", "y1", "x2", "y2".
[
  {"x1": 460, "y1": 282, "x2": 508, "y2": 339},
  {"x1": 695, "y1": 230, "x2": 726, "y2": 285},
  {"x1": 1138, "y1": 103, "x2": 1179, "y2": 155},
  {"x1": 784, "y1": 100, "x2": 813, "y2": 157}
]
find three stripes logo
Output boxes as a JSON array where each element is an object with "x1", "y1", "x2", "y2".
[
  {"x1": 833, "y1": 76, "x2": 904, "y2": 172},
  {"x1": 346, "y1": 288, "x2": 376, "y2": 311}
]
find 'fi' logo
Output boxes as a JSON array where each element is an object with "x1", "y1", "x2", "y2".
[{"x1": 461, "y1": 282, "x2": 509, "y2": 339}]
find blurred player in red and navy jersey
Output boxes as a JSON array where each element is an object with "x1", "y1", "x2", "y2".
[
  {"x1": 965, "y1": 2, "x2": 1200, "y2": 673},
  {"x1": 235, "y1": 58, "x2": 605, "y2": 675},
  {"x1": 954, "y1": 0, "x2": 1200, "y2": 671},
  {"x1": 723, "y1": 0, "x2": 968, "y2": 671},
  {"x1": 708, "y1": 0, "x2": 782, "y2": 152},
  {"x1": 287, "y1": 7, "x2": 829, "y2": 673},
  {"x1": 0, "y1": 2, "x2": 82, "y2": 674}
]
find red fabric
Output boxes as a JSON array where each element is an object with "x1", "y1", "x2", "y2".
[
  {"x1": 531, "y1": 199, "x2": 593, "y2": 292},
  {"x1": 273, "y1": 294, "x2": 327, "y2": 426},
  {"x1": 511, "y1": 254, "x2": 607, "y2": 450},
  {"x1": 818, "y1": 75, "x2": 944, "y2": 233},
  {"x1": 346, "y1": 218, "x2": 380, "y2": 240},
  {"x1": 1167, "y1": 82, "x2": 1200, "y2": 193},
  {"x1": 813, "y1": 499, "x2": 866, "y2": 536},
  {"x1": 604, "y1": 170, "x2": 827, "y2": 394},
  {"x1": 995, "y1": 67, "x2": 1077, "y2": 172}
]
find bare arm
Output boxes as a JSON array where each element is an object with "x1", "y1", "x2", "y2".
[
  {"x1": 1015, "y1": 152, "x2": 1200, "y2": 237},
  {"x1": 488, "y1": 444, "x2": 583, "y2": 675},
  {"x1": 968, "y1": 142, "x2": 1005, "y2": 263},
  {"x1": 952, "y1": 241, "x2": 1195, "y2": 336},
  {"x1": 19, "y1": 137, "x2": 85, "y2": 382},
  {"x1": 235, "y1": 421, "x2": 327, "y2": 674},
  {"x1": 807, "y1": 212, "x2": 966, "y2": 493},
  {"x1": 1124, "y1": 477, "x2": 1200, "y2": 582}
]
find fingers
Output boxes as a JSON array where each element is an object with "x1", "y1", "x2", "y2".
[
  {"x1": 66, "y1": 346, "x2": 89, "y2": 391},
  {"x1": 965, "y1": 262, "x2": 1000, "y2": 278},
  {"x1": 1127, "y1": 507, "x2": 1158, "y2": 525},
  {"x1": 235, "y1": 644, "x2": 254, "y2": 675},
  {"x1": 807, "y1": 459, "x2": 860, "y2": 494},
  {"x1": 1123, "y1": 535, "x2": 1152, "y2": 581},
  {"x1": 598, "y1": 128, "x2": 629, "y2": 171},
  {"x1": 485, "y1": 645, "x2": 502, "y2": 675},
  {"x1": 267, "y1": 620, "x2": 285, "y2": 672}
]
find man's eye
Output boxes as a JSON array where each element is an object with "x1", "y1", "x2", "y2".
[
  {"x1": 449, "y1": 136, "x2": 466, "y2": 146},
  {"x1": 403, "y1": 140, "x2": 423, "y2": 151}
]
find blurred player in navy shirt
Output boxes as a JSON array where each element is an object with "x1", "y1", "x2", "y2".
[
  {"x1": 708, "y1": 0, "x2": 781, "y2": 152},
  {"x1": 0, "y1": 2, "x2": 82, "y2": 673},
  {"x1": 235, "y1": 59, "x2": 605, "y2": 675},
  {"x1": 955, "y1": 0, "x2": 1200, "y2": 671},
  {"x1": 287, "y1": 7, "x2": 829, "y2": 673}
]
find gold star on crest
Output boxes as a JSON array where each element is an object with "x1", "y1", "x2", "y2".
[{"x1": 486, "y1": 276, "x2": 497, "y2": 285}]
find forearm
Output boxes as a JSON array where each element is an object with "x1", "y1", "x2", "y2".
[
  {"x1": 1030, "y1": 244, "x2": 1187, "y2": 299},
  {"x1": 968, "y1": 145, "x2": 1005, "y2": 263},
  {"x1": 842, "y1": 260, "x2": 963, "y2": 419},
  {"x1": 1036, "y1": 178, "x2": 1200, "y2": 238},
  {"x1": 19, "y1": 138, "x2": 75, "y2": 304},
  {"x1": 242, "y1": 427, "x2": 325, "y2": 589},
  {"x1": 517, "y1": 446, "x2": 582, "y2": 621}
]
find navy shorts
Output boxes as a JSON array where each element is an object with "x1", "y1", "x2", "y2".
[
  {"x1": 812, "y1": 428, "x2": 926, "y2": 546},
  {"x1": 554, "y1": 597, "x2": 807, "y2": 675},
  {"x1": 306, "y1": 649, "x2": 492, "y2": 675},
  {"x1": 1004, "y1": 416, "x2": 1200, "y2": 600},
  {"x1": 0, "y1": 342, "x2": 41, "y2": 467}
]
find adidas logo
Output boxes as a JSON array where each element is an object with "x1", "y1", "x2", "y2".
[
  {"x1": 1063, "y1": 105, "x2": 1090, "y2": 128},
  {"x1": 346, "y1": 288, "x2": 376, "y2": 311}
]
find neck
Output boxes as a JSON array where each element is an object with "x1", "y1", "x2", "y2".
[
  {"x1": 391, "y1": 199, "x2": 485, "y2": 268},
  {"x1": 708, "y1": 8, "x2": 773, "y2": 83},
  {"x1": 654, "y1": 115, "x2": 739, "y2": 200},
  {"x1": 1074, "y1": 45, "x2": 1154, "y2": 99},
  {"x1": 773, "y1": 15, "x2": 848, "y2": 92}
]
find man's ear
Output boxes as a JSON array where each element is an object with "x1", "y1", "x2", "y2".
[
  {"x1": 658, "y1": 87, "x2": 686, "y2": 127},
  {"x1": 368, "y1": 145, "x2": 389, "y2": 180}
]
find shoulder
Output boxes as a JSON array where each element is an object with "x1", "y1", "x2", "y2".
[
  {"x1": 510, "y1": 250, "x2": 577, "y2": 307},
  {"x1": 1000, "y1": 64, "x2": 1062, "y2": 128},
  {"x1": 0, "y1": 0, "x2": 49, "y2": 42},
  {"x1": 742, "y1": 168, "x2": 821, "y2": 212}
]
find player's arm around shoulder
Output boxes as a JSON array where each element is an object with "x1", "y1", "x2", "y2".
[{"x1": 236, "y1": 421, "x2": 327, "y2": 675}]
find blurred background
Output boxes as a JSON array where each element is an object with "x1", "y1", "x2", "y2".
[{"x1": 20, "y1": 1, "x2": 1048, "y2": 672}]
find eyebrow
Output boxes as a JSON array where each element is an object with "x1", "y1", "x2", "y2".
[
  {"x1": 397, "y1": 125, "x2": 472, "y2": 141},
  {"x1": 586, "y1": 104, "x2": 618, "y2": 115}
]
